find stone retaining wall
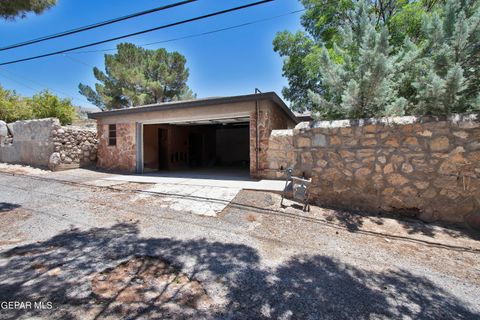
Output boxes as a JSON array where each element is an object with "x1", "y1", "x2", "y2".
[
  {"x1": 0, "y1": 118, "x2": 98, "y2": 171},
  {"x1": 49, "y1": 125, "x2": 98, "y2": 171},
  {"x1": 261, "y1": 114, "x2": 480, "y2": 226}
]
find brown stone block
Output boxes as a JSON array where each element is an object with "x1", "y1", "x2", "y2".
[
  {"x1": 421, "y1": 188, "x2": 437, "y2": 199},
  {"x1": 324, "y1": 168, "x2": 343, "y2": 181},
  {"x1": 390, "y1": 154, "x2": 404, "y2": 164},
  {"x1": 401, "y1": 186, "x2": 418, "y2": 197},
  {"x1": 316, "y1": 159, "x2": 328, "y2": 168},
  {"x1": 402, "y1": 124, "x2": 414, "y2": 133},
  {"x1": 382, "y1": 187, "x2": 395, "y2": 196},
  {"x1": 385, "y1": 138, "x2": 400, "y2": 147},
  {"x1": 361, "y1": 139, "x2": 377, "y2": 146},
  {"x1": 414, "y1": 181, "x2": 430, "y2": 189},
  {"x1": 297, "y1": 137, "x2": 311, "y2": 148},
  {"x1": 329, "y1": 135, "x2": 342, "y2": 145},
  {"x1": 356, "y1": 149, "x2": 375, "y2": 158},
  {"x1": 355, "y1": 167, "x2": 372, "y2": 177},
  {"x1": 404, "y1": 136, "x2": 419, "y2": 146},
  {"x1": 387, "y1": 173, "x2": 409, "y2": 186},
  {"x1": 364, "y1": 124, "x2": 377, "y2": 133},
  {"x1": 327, "y1": 151, "x2": 341, "y2": 163},
  {"x1": 361, "y1": 157, "x2": 376, "y2": 165},
  {"x1": 467, "y1": 151, "x2": 480, "y2": 162},
  {"x1": 430, "y1": 137, "x2": 450, "y2": 151},
  {"x1": 439, "y1": 188, "x2": 461, "y2": 200},
  {"x1": 339, "y1": 127, "x2": 353, "y2": 135},
  {"x1": 433, "y1": 176, "x2": 458, "y2": 189},
  {"x1": 343, "y1": 137, "x2": 359, "y2": 146},
  {"x1": 339, "y1": 150, "x2": 355, "y2": 159}
]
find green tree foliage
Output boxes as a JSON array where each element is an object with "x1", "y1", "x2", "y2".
[
  {"x1": 274, "y1": 0, "x2": 479, "y2": 118},
  {"x1": 0, "y1": 0, "x2": 56, "y2": 20},
  {"x1": 79, "y1": 43, "x2": 196, "y2": 110},
  {"x1": 0, "y1": 86, "x2": 32, "y2": 123},
  {"x1": 0, "y1": 86, "x2": 76, "y2": 125},
  {"x1": 31, "y1": 90, "x2": 77, "y2": 125},
  {"x1": 309, "y1": 2, "x2": 404, "y2": 119},
  {"x1": 402, "y1": 0, "x2": 480, "y2": 115}
]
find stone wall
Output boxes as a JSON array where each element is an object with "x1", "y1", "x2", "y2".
[
  {"x1": 261, "y1": 114, "x2": 480, "y2": 226},
  {"x1": 250, "y1": 101, "x2": 297, "y2": 177},
  {"x1": 263, "y1": 130, "x2": 295, "y2": 179},
  {"x1": 0, "y1": 118, "x2": 98, "y2": 170},
  {"x1": 96, "y1": 122, "x2": 136, "y2": 172},
  {"x1": 49, "y1": 125, "x2": 98, "y2": 170}
]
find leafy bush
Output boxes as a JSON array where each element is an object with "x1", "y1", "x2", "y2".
[
  {"x1": 0, "y1": 86, "x2": 77, "y2": 125},
  {"x1": 30, "y1": 90, "x2": 77, "y2": 125}
]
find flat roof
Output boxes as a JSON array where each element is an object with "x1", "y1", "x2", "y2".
[{"x1": 87, "y1": 92, "x2": 298, "y2": 123}]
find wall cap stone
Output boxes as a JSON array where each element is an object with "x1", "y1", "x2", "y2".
[
  {"x1": 295, "y1": 113, "x2": 480, "y2": 130},
  {"x1": 270, "y1": 129, "x2": 293, "y2": 137}
]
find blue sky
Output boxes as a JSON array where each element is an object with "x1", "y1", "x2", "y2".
[{"x1": 0, "y1": 0, "x2": 303, "y2": 110}]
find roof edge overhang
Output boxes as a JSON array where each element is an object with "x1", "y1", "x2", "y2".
[{"x1": 87, "y1": 92, "x2": 299, "y2": 124}]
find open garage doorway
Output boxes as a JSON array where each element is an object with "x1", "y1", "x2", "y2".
[{"x1": 142, "y1": 117, "x2": 250, "y2": 177}]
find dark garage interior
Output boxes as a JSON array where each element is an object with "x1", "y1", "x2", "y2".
[{"x1": 143, "y1": 120, "x2": 250, "y2": 173}]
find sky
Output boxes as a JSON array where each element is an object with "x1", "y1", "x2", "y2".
[{"x1": 0, "y1": 0, "x2": 304, "y2": 110}]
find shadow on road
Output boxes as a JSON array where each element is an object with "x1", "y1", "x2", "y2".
[
  {"x1": 0, "y1": 223, "x2": 477, "y2": 319},
  {"x1": 0, "y1": 202, "x2": 21, "y2": 213}
]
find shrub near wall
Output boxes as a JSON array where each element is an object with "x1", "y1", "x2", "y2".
[{"x1": 264, "y1": 114, "x2": 480, "y2": 226}]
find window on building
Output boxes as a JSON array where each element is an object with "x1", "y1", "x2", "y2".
[{"x1": 108, "y1": 124, "x2": 116, "y2": 146}]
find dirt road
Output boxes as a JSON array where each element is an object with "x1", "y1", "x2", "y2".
[{"x1": 0, "y1": 168, "x2": 479, "y2": 319}]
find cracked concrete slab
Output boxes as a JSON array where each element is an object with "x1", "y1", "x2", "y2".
[{"x1": 132, "y1": 183, "x2": 241, "y2": 217}]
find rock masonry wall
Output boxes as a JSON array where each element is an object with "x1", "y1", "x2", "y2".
[
  {"x1": 262, "y1": 114, "x2": 480, "y2": 227},
  {"x1": 49, "y1": 124, "x2": 98, "y2": 170}
]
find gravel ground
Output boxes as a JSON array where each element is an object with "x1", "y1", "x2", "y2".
[{"x1": 0, "y1": 167, "x2": 479, "y2": 319}]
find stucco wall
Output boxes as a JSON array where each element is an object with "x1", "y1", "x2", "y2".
[
  {"x1": 0, "y1": 118, "x2": 98, "y2": 170},
  {"x1": 261, "y1": 114, "x2": 480, "y2": 226},
  {"x1": 0, "y1": 118, "x2": 57, "y2": 167}
]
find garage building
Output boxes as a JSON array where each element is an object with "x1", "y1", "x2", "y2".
[{"x1": 88, "y1": 92, "x2": 298, "y2": 177}]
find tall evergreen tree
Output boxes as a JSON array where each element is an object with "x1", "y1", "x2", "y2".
[
  {"x1": 277, "y1": 0, "x2": 479, "y2": 119},
  {"x1": 406, "y1": 0, "x2": 480, "y2": 114},
  {"x1": 274, "y1": 0, "x2": 443, "y2": 113},
  {"x1": 309, "y1": 1, "x2": 405, "y2": 119},
  {"x1": 79, "y1": 43, "x2": 196, "y2": 110},
  {"x1": 0, "y1": 0, "x2": 56, "y2": 20}
]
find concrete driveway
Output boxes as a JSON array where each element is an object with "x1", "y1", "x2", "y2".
[
  {"x1": 102, "y1": 169, "x2": 285, "y2": 216},
  {"x1": 0, "y1": 166, "x2": 479, "y2": 319},
  {"x1": 42, "y1": 168, "x2": 285, "y2": 217}
]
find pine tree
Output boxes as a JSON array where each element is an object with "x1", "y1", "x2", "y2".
[
  {"x1": 387, "y1": 0, "x2": 480, "y2": 116},
  {"x1": 309, "y1": 0, "x2": 479, "y2": 119},
  {"x1": 309, "y1": 1, "x2": 404, "y2": 119},
  {"x1": 79, "y1": 43, "x2": 195, "y2": 110}
]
